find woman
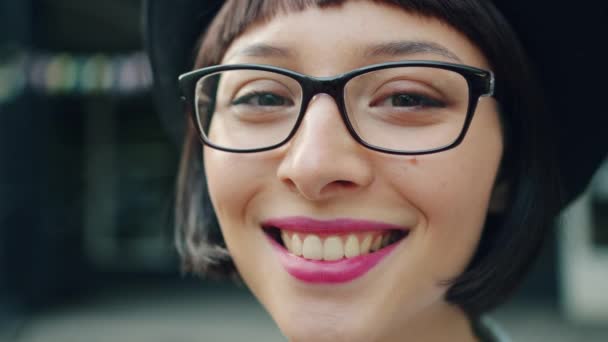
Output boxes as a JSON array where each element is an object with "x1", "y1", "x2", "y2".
[{"x1": 145, "y1": 1, "x2": 607, "y2": 341}]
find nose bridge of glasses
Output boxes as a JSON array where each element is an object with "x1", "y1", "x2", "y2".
[
  {"x1": 290, "y1": 90, "x2": 360, "y2": 158},
  {"x1": 292, "y1": 79, "x2": 359, "y2": 153},
  {"x1": 300, "y1": 76, "x2": 346, "y2": 113}
]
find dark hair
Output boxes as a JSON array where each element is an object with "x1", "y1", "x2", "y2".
[{"x1": 175, "y1": 0, "x2": 563, "y2": 316}]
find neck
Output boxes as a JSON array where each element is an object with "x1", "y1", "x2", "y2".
[{"x1": 380, "y1": 302, "x2": 479, "y2": 342}]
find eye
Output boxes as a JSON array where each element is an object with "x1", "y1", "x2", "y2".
[
  {"x1": 374, "y1": 93, "x2": 445, "y2": 108},
  {"x1": 232, "y1": 92, "x2": 293, "y2": 107}
]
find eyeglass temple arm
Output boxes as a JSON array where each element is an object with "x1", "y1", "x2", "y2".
[{"x1": 481, "y1": 71, "x2": 496, "y2": 97}]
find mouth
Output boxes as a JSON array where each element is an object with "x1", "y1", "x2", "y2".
[
  {"x1": 263, "y1": 227, "x2": 408, "y2": 260},
  {"x1": 261, "y1": 217, "x2": 410, "y2": 284}
]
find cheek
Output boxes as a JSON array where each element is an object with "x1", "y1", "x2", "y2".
[
  {"x1": 425, "y1": 157, "x2": 496, "y2": 250},
  {"x1": 203, "y1": 147, "x2": 284, "y2": 297},
  {"x1": 204, "y1": 147, "x2": 265, "y2": 222},
  {"x1": 203, "y1": 147, "x2": 281, "y2": 247},
  {"x1": 203, "y1": 148, "x2": 258, "y2": 271},
  {"x1": 383, "y1": 114, "x2": 503, "y2": 277},
  {"x1": 204, "y1": 149, "x2": 246, "y2": 220}
]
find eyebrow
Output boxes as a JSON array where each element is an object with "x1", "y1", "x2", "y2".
[
  {"x1": 230, "y1": 40, "x2": 462, "y2": 63},
  {"x1": 364, "y1": 40, "x2": 462, "y2": 62},
  {"x1": 232, "y1": 43, "x2": 292, "y2": 59}
]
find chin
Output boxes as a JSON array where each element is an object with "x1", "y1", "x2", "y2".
[
  {"x1": 269, "y1": 300, "x2": 387, "y2": 342},
  {"x1": 278, "y1": 320, "x2": 380, "y2": 342}
]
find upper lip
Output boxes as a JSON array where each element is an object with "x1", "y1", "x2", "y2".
[{"x1": 261, "y1": 216, "x2": 409, "y2": 235}]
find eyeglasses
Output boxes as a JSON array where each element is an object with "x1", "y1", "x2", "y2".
[{"x1": 178, "y1": 61, "x2": 494, "y2": 155}]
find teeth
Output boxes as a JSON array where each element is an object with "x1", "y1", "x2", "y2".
[
  {"x1": 323, "y1": 236, "x2": 343, "y2": 261},
  {"x1": 344, "y1": 234, "x2": 360, "y2": 258},
  {"x1": 281, "y1": 231, "x2": 291, "y2": 251},
  {"x1": 280, "y1": 231, "x2": 402, "y2": 260},
  {"x1": 371, "y1": 235, "x2": 383, "y2": 252},
  {"x1": 360, "y1": 234, "x2": 372, "y2": 255},
  {"x1": 291, "y1": 234, "x2": 303, "y2": 256},
  {"x1": 302, "y1": 235, "x2": 323, "y2": 260}
]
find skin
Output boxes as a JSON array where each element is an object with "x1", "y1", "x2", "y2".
[{"x1": 203, "y1": 2, "x2": 502, "y2": 341}]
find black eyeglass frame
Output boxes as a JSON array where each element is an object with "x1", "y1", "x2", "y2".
[{"x1": 179, "y1": 60, "x2": 495, "y2": 155}]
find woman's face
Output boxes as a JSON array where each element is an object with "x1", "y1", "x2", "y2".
[{"x1": 203, "y1": 2, "x2": 502, "y2": 341}]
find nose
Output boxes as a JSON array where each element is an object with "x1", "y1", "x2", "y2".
[{"x1": 277, "y1": 94, "x2": 374, "y2": 201}]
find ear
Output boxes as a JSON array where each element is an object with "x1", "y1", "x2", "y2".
[{"x1": 489, "y1": 181, "x2": 509, "y2": 213}]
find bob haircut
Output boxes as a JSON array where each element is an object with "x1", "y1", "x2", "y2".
[{"x1": 174, "y1": 0, "x2": 563, "y2": 316}]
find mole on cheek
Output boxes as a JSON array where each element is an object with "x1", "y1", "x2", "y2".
[{"x1": 408, "y1": 157, "x2": 418, "y2": 166}]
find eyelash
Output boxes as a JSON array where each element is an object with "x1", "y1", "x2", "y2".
[
  {"x1": 231, "y1": 91, "x2": 293, "y2": 106},
  {"x1": 372, "y1": 92, "x2": 446, "y2": 108}
]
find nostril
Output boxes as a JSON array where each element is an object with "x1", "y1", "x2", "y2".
[
  {"x1": 336, "y1": 180, "x2": 355, "y2": 187},
  {"x1": 281, "y1": 178, "x2": 298, "y2": 192},
  {"x1": 319, "y1": 180, "x2": 357, "y2": 195},
  {"x1": 330, "y1": 180, "x2": 359, "y2": 191}
]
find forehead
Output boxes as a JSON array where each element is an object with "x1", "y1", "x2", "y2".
[{"x1": 221, "y1": 1, "x2": 490, "y2": 74}]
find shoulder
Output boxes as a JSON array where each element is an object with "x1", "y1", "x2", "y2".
[{"x1": 472, "y1": 315, "x2": 511, "y2": 342}]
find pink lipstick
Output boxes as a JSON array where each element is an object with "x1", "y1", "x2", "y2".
[{"x1": 262, "y1": 217, "x2": 409, "y2": 284}]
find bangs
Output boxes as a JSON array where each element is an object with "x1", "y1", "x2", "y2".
[
  {"x1": 193, "y1": 0, "x2": 463, "y2": 69},
  {"x1": 195, "y1": 0, "x2": 347, "y2": 67}
]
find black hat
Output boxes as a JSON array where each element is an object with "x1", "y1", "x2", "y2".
[{"x1": 144, "y1": 0, "x2": 607, "y2": 208}]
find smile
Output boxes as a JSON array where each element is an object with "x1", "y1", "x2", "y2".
[{"x1": 262, "y1": 217, "x2": 410, "y2": 284}]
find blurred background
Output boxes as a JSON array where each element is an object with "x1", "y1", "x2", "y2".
[{"x1": 0, "y1": 1, "x2": 607, "y2": 341}]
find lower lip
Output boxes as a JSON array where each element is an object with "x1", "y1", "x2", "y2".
[{"x1": 266, "y1": 234, "x2": 402, "y2": 284}]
